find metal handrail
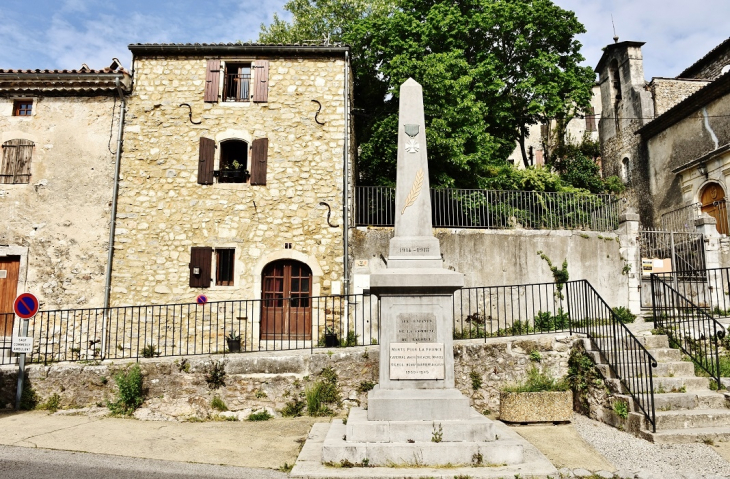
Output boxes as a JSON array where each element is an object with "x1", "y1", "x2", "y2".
[{"x1": 651, "y1": 273, "x2": 724, "y2": 387}]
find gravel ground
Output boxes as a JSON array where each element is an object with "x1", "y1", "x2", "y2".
[{"x1": 572, "y1": 414, "x2": 730, "y2": 479}]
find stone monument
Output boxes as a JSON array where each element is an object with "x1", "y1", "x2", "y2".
[{"x1": 319, "y1": 79, "x2": 525, "y2": 467}]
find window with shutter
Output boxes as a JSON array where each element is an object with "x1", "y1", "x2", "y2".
[
  {"x1": 0, "y1": 139, "x2": 33, "y2": 184},
  {"x1": 252, "y1": 60, "x2": 269, "y2": 103},
  {"x1": 204, "y1": 60, "x2": 221, "y2": 103},
  {"x1": 223, "y1": 63, "x2": 251, "y2": 102},
  {"x1": 189, "y1": 247, "x2": 213, "y2": 288},
  {"x1": 198, "y1": 137, "x2": 215, "y2": 185},
  {"x1": 249, "y1": 138, "x2": 269, "y2": 186}
]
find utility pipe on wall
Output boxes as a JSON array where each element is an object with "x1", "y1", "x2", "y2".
[{"x1": 343, "y1": 50, "x2": 351, "y2": 297}]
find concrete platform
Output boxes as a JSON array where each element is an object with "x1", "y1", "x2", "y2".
[
  {"x1": 367, "y1": 387, "x2": 471, "y2": 421},
  {"x1": 346, "y1": 407, "x2": 494, "y2": 443},
  {"x1": 292, "y1": 420, "x2": 559, "y2": 478}
]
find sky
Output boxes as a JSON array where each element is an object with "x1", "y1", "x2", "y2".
[{"x1": 0, "y1": 0, "x2": 728, "y2": 80}]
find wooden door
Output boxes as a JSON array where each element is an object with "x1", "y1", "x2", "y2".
[
  {"x1": 261, "y1": 260, "x2": 312, "y2": 340},
  {"x1": 0, "y1": 256, "x2": 20, "y2": 336},
  {"x1": 700, "y1": 183, "x2": 728, "y2": 235}
]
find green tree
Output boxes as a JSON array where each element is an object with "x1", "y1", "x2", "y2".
[
  {"x1": 348, "y1": 0, "x2": 596, "y2": 186},
  {"x1": 258, "y1": 0, "x2": 394, "y2": 44}
]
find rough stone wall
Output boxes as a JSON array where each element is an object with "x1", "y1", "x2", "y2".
[
  {"x1": 681, "y1": 46, "x2": 730, "y2": 81},
  {"x1": 111, "y1": 55, "x2": 349, "y2": 306},
  {"x1": 0, "y1": 334, "x2": 579, "y2": 420},
  {"x1": 0, "y1": 96, "x2": 118, "y2": 311},
  {"x1": 646, "y1": 93, "x2": 730, "y2": 222},
  {"x1": 650, "y1": 79, "x2": 710, "y2": 117},
  {"x1": 351, "y1": 228, "x2": 629, "y2": 308}
]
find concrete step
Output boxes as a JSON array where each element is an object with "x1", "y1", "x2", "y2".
[
  {"x1": 587, "y1": 347, "x2": 681, "y2": 364},
  {"x1": 596, "y1": 361, "x2": 695, "y2": 379},
  {"x1": 592, "y1": 335, "x2": 669, "y2": 350},
  {"x1": 642, "y1": 426, "x2": 730, "y2": 444},
  {"x1": 654, "y1": 392, "x2": 729, "y2": 411},
  {"x1": 654, "y1": 409, "x2": 730, "y2": 430},
  {"x1": 610, "y1": 376, "x2": 709, "y2": 394}
]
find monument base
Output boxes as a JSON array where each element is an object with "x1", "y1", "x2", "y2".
[
  {"x1": 367, "y1": 387, "x2": 471, "y2": 421},
  {"x1": 321, "y1": 408, "x2": 523, "y2": 467}
]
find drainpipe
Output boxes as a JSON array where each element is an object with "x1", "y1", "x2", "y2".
[
  {"x1": 101, "y1": 77, "x2": 126, "y2": 356},
  {"x1": 343, "y1": 50, "x2": 350, "y2": 297}
]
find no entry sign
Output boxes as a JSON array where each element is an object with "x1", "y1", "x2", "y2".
[{"x1": 14, "y1": 293, "x2": 39, "y2": 319}]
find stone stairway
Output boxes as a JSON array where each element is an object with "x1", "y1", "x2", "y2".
[{"x1": 585, "y1": 334, "x2": 730, "y2": 443}]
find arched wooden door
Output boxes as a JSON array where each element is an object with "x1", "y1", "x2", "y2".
[
  {"x1": 261, "y1": 260, "x2": 312, "y2": 340},
  {"x1": 700, "y1": 183, "x2": 728, "y2": 235}
]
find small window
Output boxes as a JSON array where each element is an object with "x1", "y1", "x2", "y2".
[
  {"x1": 218, "y1": 140, "x2": 249, "y2": 183},
  {"x1": 13, "y1": 100, "x2": 32, "y2": 116},
  {"x1": 216, "y1": 249, "x2": 235, "y2": 286},
  {"x1": 585, "y1": 107, "x2": 596, "y2": 132},
  {"x1": 621, "y1": 157, "x2": 631, "y2": 184},
  {"x1": 223, "y1": 63, "x2": 251, "y2": 102}
]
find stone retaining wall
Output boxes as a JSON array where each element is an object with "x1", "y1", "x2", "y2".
[{"x1": 0, "y1": 334, "x2": 580, "y2": 420}]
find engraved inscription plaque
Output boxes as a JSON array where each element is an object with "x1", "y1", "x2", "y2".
[
  {"x1": 396, "y1": 312, "x2": 437, "y2": 342},
  {"x1": 389, "y1": 343, "x2": 445, "y2": 380}
]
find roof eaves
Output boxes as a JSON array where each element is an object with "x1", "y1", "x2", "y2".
[{"x1": 678, "y1": 37, "x2": 730, "y2": 79}]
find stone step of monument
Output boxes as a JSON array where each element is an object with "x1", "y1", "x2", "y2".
[
  {"x1": 595, "y1": 361, "x2": 695, "y2": 379},
  {"x1": 609, "y1": 376, "x2": 710, "y2": 393},
  {"x1": 322, "y1": 420, "x2": 524, "y2": 468},
  {"x1": 367, "y1": 387, "x2": 472, "y2": 422},
  {"x1": 591, "y1": 335, "x2": 670, "y2": 350},
  {"x1": 653, "y1": 408, "x2": 730, "y2": 430},
  {"x1": 639, "y1": 425, "x2": 730, "y2": 444},
  {"x1": 345, "y1": 407, "x2": 494, "y2": 443},
  {"x1": 587, "y1": 347, "x2": 682, "y2": 364}
]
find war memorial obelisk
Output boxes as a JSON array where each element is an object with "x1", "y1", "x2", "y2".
[{"x1": 318, "y1": 79, "x2": 528, "y2": 468}]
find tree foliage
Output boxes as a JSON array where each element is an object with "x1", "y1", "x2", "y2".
[
  {"x1": 347, "y1": 0, "x2": 596, "y2": 186},
  {"x1": 259, "y1": 0, "x2": 394, "y2": 44}
]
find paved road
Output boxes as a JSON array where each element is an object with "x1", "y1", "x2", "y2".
[{"x1": 0, "y1": 445, "x2": 288, "y2": 479}]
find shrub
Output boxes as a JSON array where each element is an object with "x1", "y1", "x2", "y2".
[
  {"x1": 39, "y1": 393, "x2": 61, "y2": 413},
  {"x1": 470, "y1": 371, "x2": 482, "y2": 391},
  {"x1": 211, "y1": 396, "x2": 228, "y2": 412},
  {"x1": 205, "y1": 361, "x2": 226, "y2": 389},
  {"x1": 613, "y1": 400, "x2": 629, "y2": 419},
  {"x1": 248, "y1": 409, "x2": 273, "y2": 421},
  {"x1": 306, "y1": 367, "x2": 341, "y2": 417},
  {"x1": 142, "y1": 344, "x2": 158, "y2": 358},
  {"x1": 340, "y1": 331, "x2": 359, "y2": 347},
  {"x1": 612, "y1": 306, "x2": 636, "y2": 324},
  {"x1": 19, "y1": 381, "x2": 38, "y2": 411},
  {"x1": 533, "y1": 308, "x2": 570, "y2": 332},
  {"x1": 281, "y1": 398, "x2": 306, "y2": 417},
  {"x1": 108, "y1": 364, "x2": 144, "y2": 415},
  {"x1": 357, "y1": 380, "x2": 375, "y2": 393},
  {"x1": 502, "y1": 366, "x2": 569, "y2": 393}
]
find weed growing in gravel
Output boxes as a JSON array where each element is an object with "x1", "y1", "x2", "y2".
[
  {"x1": 613, "y1": 400, "x2": 629, "y2": 419},
  {"x1": 305, "y1": 367, "x2": 341, "y2": 416},
  {"x1": 39, "y1": 393, "x2": 61, "y2": 413},
  {"x1": 211, "y1": 395, "x2": 228, "y2": 411},
  {"x1": 281, "y1": 397, "x2": 306, "y2": 417},
  {"x1": 247, "y1": 409, "x2": 273, "y2": 421}
]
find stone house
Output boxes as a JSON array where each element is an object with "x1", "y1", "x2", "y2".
[
  {"x1": 0, "y1": 64, "x2": 131, "y2": 335},
  {"x1": 595, "y1": 38, "x2": 730, "y2": 229},
  {"x1": 108, "y1": 43, "x2": 353, "y2": 340}
]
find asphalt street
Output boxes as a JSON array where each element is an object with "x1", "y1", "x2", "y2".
[{"x1": 0, "y1": 445, "x2": 287, "y2": 479}]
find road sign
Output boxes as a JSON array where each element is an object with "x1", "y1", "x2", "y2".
[
  {"x1": 11, "y1": 336, "x2": 33, "y2": 354},
  {"x1": 14, "y1": 293, "x2": 39, "y2": 319},
  {"x1": 196, "y1": 294, "x2": 208, "y2": 305}
]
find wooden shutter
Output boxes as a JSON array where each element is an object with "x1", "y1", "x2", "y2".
[
  {"x1": 250, "y1": 138, "x2": 269, "y2": 185},
  {"x1": 252, "y1": 60, "x2": 269, "y2": 103},
  {"x1": 189, "y1": 247, "x2": 212, "y2": 288},
  {"x1": 1, "y1": 139, "x2": 33, "y2": 184},
  {"x1": 585, "y1": 107, "x2": 596, "y2": 132},
  {"x1": 204, "y1": 59, "x2": 221, "y2": 103},
  {"x1": 198, "y1": 137, "x2": 215, "y2": 185}
]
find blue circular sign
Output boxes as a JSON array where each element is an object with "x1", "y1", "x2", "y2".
[
  {"x1": 14, "y1": 293, "x2": 39, "y2": 319},
  {"x1": 196, "y1": 294, "x2": 208, "y2": 305}
]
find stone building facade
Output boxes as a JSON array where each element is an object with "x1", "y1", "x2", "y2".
[
  {"x1": 0, "y1": 65, "x2": 131, "y2": 325},
  {"x1": 596, "y1": 38, "x2": 730, "y2": 228},
  {"x1": 109, "y1": 44, "x2": 353, "y2": 329}
]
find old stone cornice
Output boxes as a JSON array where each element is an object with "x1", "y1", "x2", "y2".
[
  {"x1": 637, "y1": 71, "x2": 730, "y2": 140},
  {"x1": 128, "y1": 43, "x2": 350, "y2": 57},
  {"x1": 595, "y1": 41, "x2": 646, "y2": 73}
]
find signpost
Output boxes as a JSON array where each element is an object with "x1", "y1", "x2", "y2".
[{"x1": 13, "y1": 293, "x2": 38, "y2": 410}]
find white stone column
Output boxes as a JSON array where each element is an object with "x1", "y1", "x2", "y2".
[{"x1": 616, "y1": 212, "x2": 641, "y2": 314}]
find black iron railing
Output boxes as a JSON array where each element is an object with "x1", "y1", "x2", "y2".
[
  {"x1": 453, "y1": 280, "x2": 656, "y2": 431},
  {"x1": 651, "y1": 267, "x2": 730, "y2": 315},
  {"x1": 651, "y1": 273, "x2": 724, "y2": 387},
  {"x1": 355, "y1": 186, "x2": 620, "y2": 231},
  {"x1": 566, "y1": 280, "x2": 657, "y2": 432},
  {"x1": 0, "y1": 295, "x2": 378, "y2": 365}
]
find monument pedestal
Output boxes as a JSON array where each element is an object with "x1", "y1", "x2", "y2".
[{"x1": 367, "y1": 387, "x2": 470, "y2": 421}]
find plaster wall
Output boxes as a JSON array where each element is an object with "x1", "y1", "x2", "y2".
[
  {"x1": 646, "y1": 94, "x2": 730, "y2": 221},
  {"x1": 111, "y1": 55, "x2": 350, "y2": 306},
  {"x1": 0, "y1": 96, "x2": 118, "y2": 311},
  {"x1": 351, "y1": 228, "x2": 629, "y2": 308}
]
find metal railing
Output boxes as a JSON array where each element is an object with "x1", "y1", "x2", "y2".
[
  {"x1": 639, "y1": 230, "x2": 706, "y2": 274},
  {"x1": 566, "y1": 280, "x2": 657, "y2": 433},
  {"x1": 453, "y1": 282, "x2": 569, "y2": 338},
  {"x1": 651, "y1": 267, "x2": 730, "y2": 315},
  {"x1": 661, "y1": 203, "x2": 700, "y2": 232},
  {"x1": 0, "y1": 295, "x2": 378, "y2": 365},
  {"x1": 651, "y1": 273, "x2": 724, "y2": 387},
  {"x1": 452, "y1": 280, "x2": 656, "y2": 432},
  {"x1": 223, "y1": 72, "x2": 251, "y2": 102},
  {"x1": 355, "y1": 186, "x2": 621, "y2": 231}
]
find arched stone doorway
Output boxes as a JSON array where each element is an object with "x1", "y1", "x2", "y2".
[
  {"x1": 261, "y1": 260, "x2": 313, "y2": 340},
  {"x1": 700, "y1": 182, "x2": 728, "y2": 235}
]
